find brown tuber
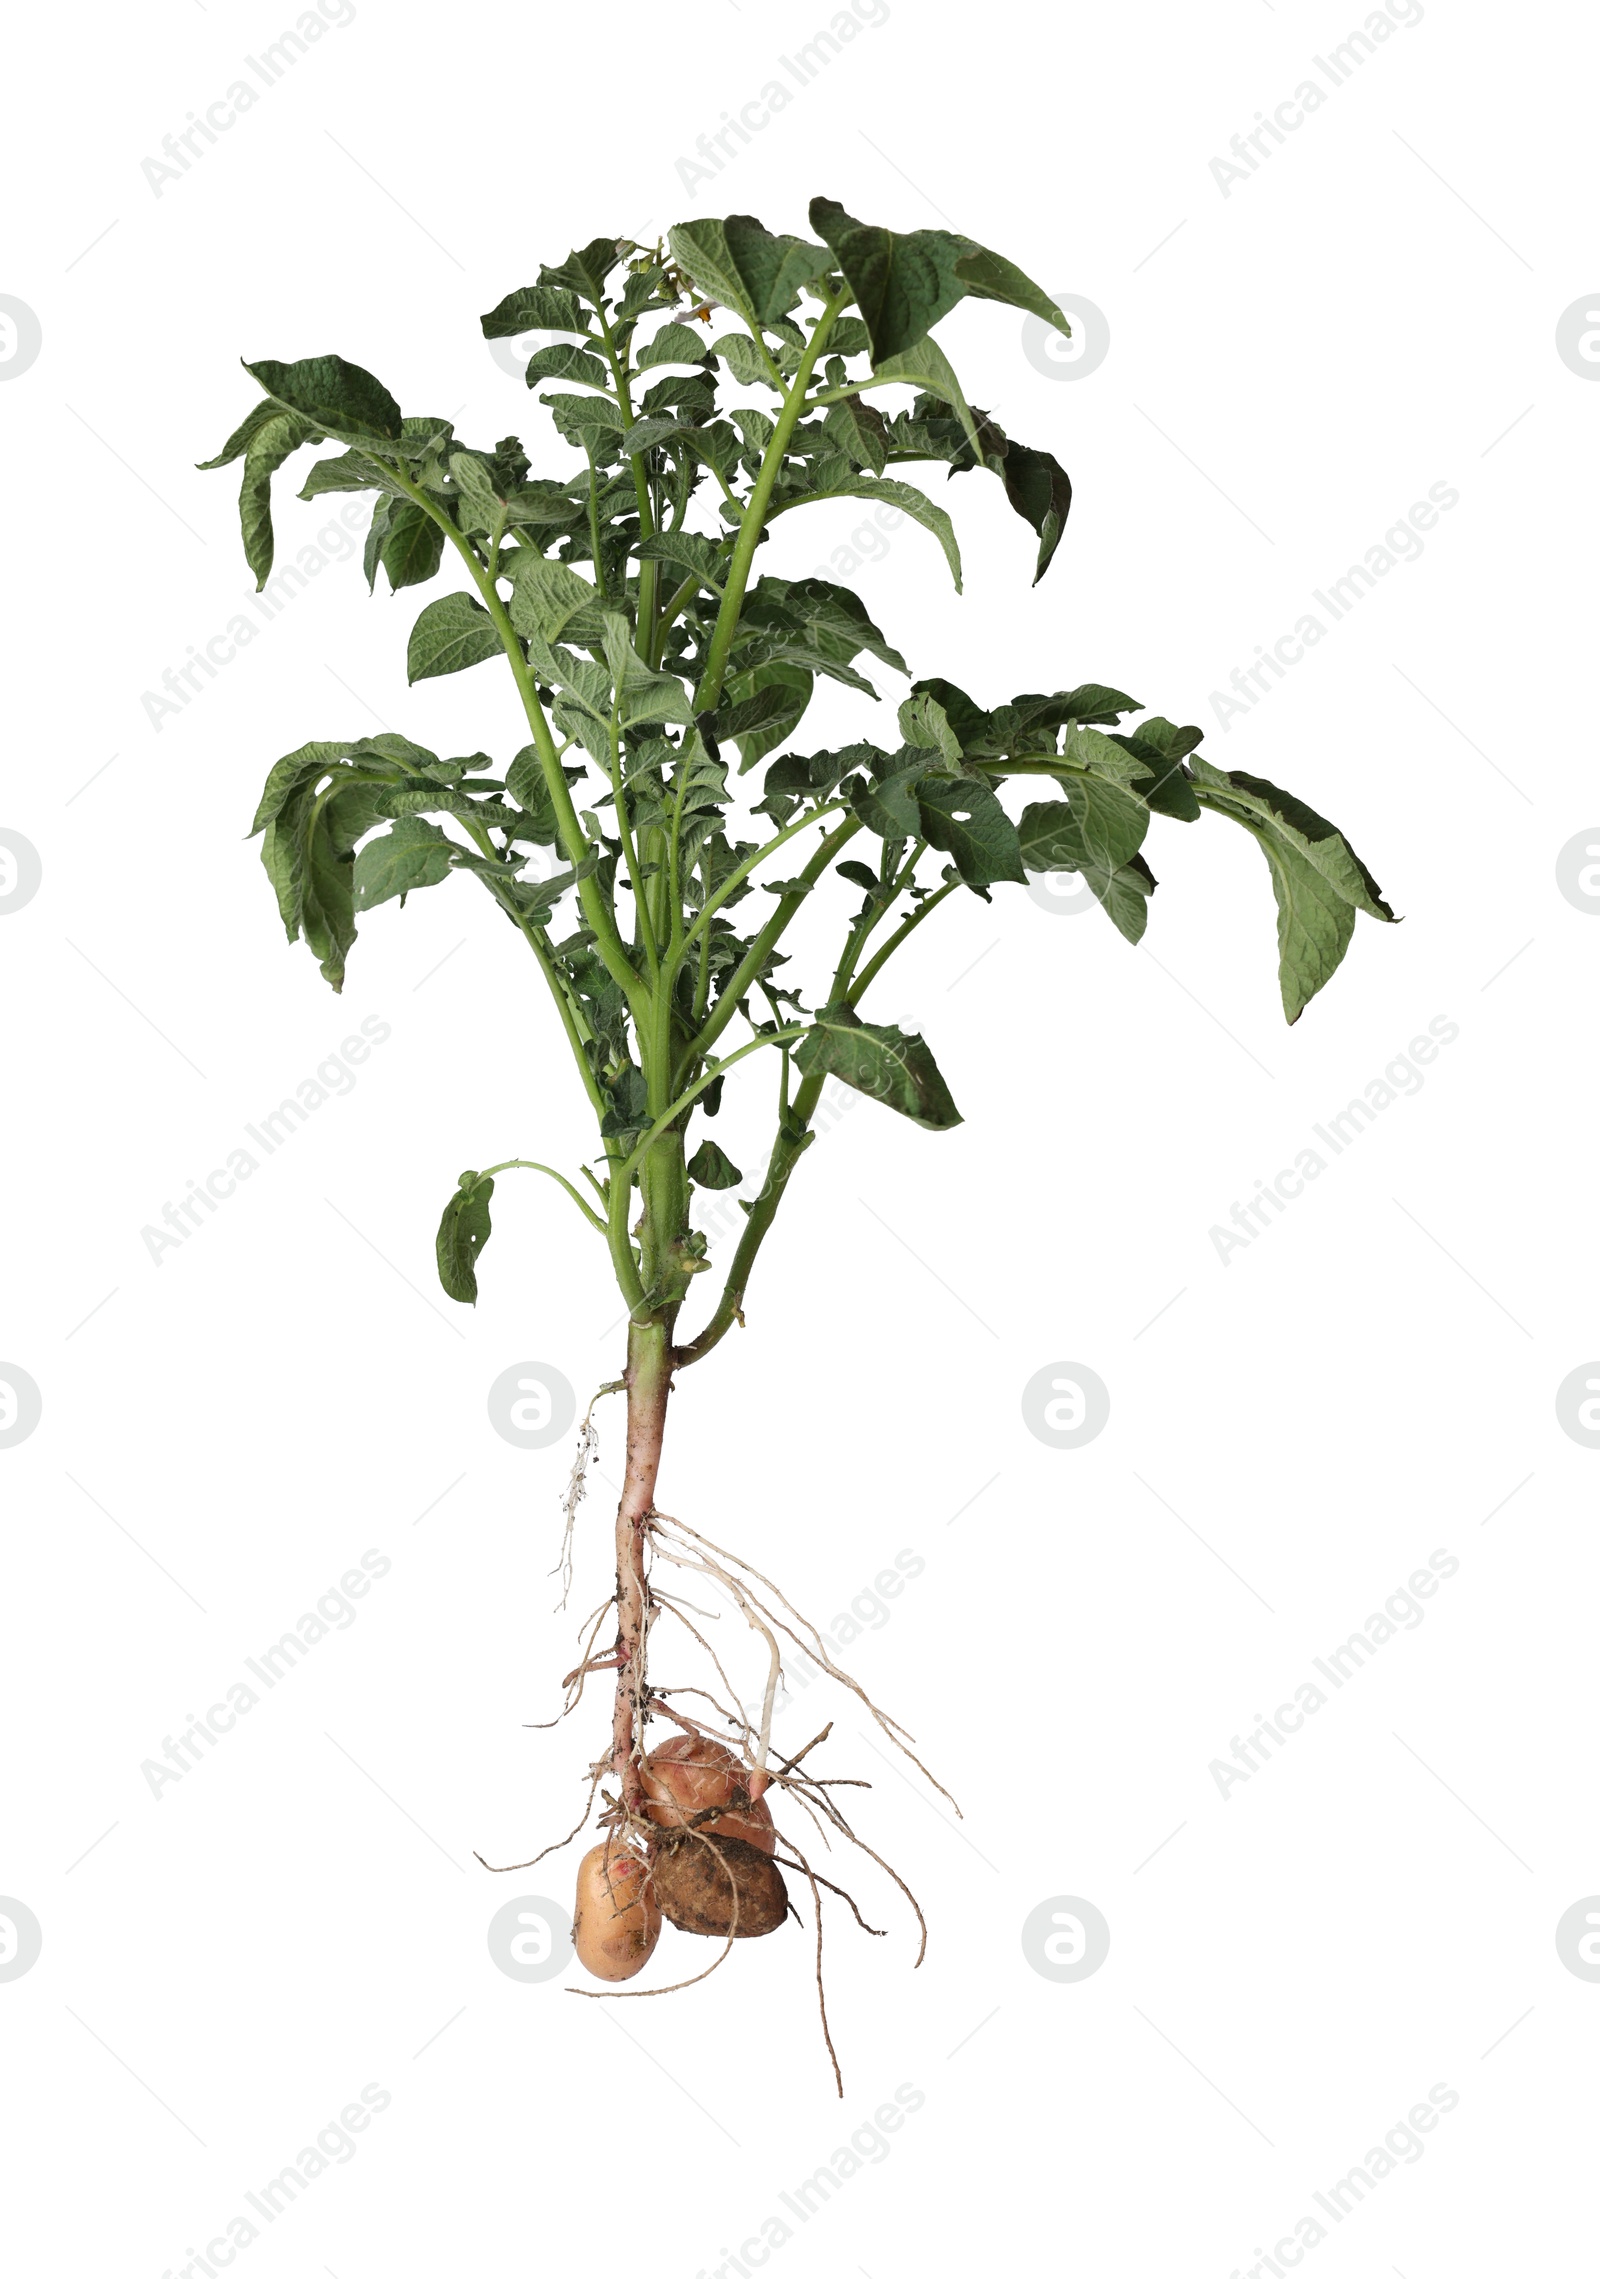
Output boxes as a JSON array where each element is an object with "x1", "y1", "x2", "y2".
[
  {"x1": 641, "y1": 1735, "x2": 777, "y2": 1854},
  {"x1": 649, "y1": 1831, "x2": 788, "y2": 1938},
  {"x1": 572, "y1": 1839, "x2": 661, "y2": 1981}
]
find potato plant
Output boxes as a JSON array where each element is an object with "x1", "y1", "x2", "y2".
[{"x1": 201, "y1": 200, "x2": 1393, "y2": 2065}]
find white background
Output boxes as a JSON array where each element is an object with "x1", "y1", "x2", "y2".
[{"x1": 3, "y1": 1, "x2": 1596, "y2": 2273}]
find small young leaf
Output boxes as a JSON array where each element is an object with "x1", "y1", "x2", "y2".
[
  {"x1": 436, "y1": 1172, "x2": 494, "y2": 1304},
  {"x1": 599, "y1": 1065, "x2": 651, "y2": 1139},
  {"x1": 795, "y1": 1006, "x2": 962, "y2": 1130},
  {"x1": 538, "y1": 238, "x2": 628, "y2": 307},
  {"x1": 688, "y1": 1139, "x2": 743, "y2": 1190}
]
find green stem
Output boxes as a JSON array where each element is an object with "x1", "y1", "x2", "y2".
[
  {"x1": 378, "y1": 457, "x2": 644, "y2": 1022},
  {"x1": 683, "y1": 814, "x2": 863, "y2": 1077},
  {"x1": 671, "y1": 800, "x2": 848, "y2": 979},
  {"x1": 618, "y1": 1025, "x2": 807, "y2": 1188},
  {"x1": 598, "y1": 311, "x2": 658, "y2": 657},
  {"x1": 692, "y1": 287, "x2": 850, "y2": 716},
  {"x1": 848, "y1": 877, "x2": 961, "y2": 1004},
  {"x1": 606, "y1": 708, "x2": 659, "y2": 978},
  {"x1": 672, "y1": 1063, "x2": 825, "y2": 1368},
  {"x1": 475, "y1": 1158, "x2": 608, "y2": 1236}
]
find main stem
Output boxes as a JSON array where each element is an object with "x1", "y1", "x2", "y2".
[
  {"x1": 609, "y1": 1139, "x2": 689, "y2": 1810},
  {"x1": 611, "y1": 1316, "x2": 673, "y2": 1813}
]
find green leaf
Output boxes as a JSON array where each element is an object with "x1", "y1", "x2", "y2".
[
  {"x1": 237, "y1": 410, "x2": 315, "y2": 587},
  {"x1": 524, "y1": 342, "x2": 611, "y2": 391},
  {"x1": 1086, "y1": 853, "x2": 1157, "y2": 943},
  {"x1": 504, "y1": 554, "x2": 601, "y2": 644},
  {"x1": 436, "y1": 1172, "x2": 494, "y2": 1304},
  {"x1": 407, "y1": 592, "x2": 502, "y2": 683},
  {"x1": 379, "y1": 498, "x2": 445, "y2": 591},
  {"x1": 506, "y1": 747, "x2": 582, "y2": 844},
  {"x1": 637, "y1": 530, "x2": 726, "y2": 594},
  {"x1": 447, "y1": 452, "x2": 505, "y2": 534},
  {"x1": 721, "y1": 664, "x2": 814, "y2": 770},
  {"x1": 992, "y1": 436, "x2": 1073, "y2": 584},
  {"x1": 540, "y1": 390, "x2": 626, "y2": 448},
  {"x1": 898, "y1": 692, "x2": 962, "y2": 765},
  {"x1": 600, "y1": 1065, "x2": 650, "y2": 1139},
  {"x1": 1189, "y1": 759, "x2": 1397, "y2": 1023},
  {"x1": 906, "y1": 677, "x2": 993, "y2": 754},
  {"x1": 766, "y1": 740, "x2": 883, "y2": 801},
  {"x1": 636, "y1": 321, "x2": 712, "y2": 369},
  {"x1": 710, "y1": 330, "x2": 778, "y2": 389},
  {"x1": 808, "y1": 198, "x2": 1067, "y2": 362},
  {"x1": 1111, "y1": 717, "x2": 1203, "y2": 820},
  {"x1": 353, "y1": 816, "x2": 455, "y2": 911},
  {"x1": 835, "y1": 859, "x2": 880, "y2": 892},
  {"x1": 1044, "y1": 734, "x2": 1153, "y2": 868},
  {"x1": 621, "y1": 414, "x2": 689, "y2": 457},
  {"x1": 250, "y1": 741, "x2": 354, "y2": 836},
  {"x1": 539, "y1": 239, "x2": 627, "y2": 307},
  {"x1": 1017, "y1": 795, "x2": 1159, "y2": 941},
  {"x1": 256, "y1": 757, "x2": 386, "y2": 992},
  {"x1": 363, "y1": 499, "x2": 391, "y2": 592},
  {"x1": 915, "y1": 774, "x2": 1026, "y2": 894},
  {"x1": 480, "y1": 285, "x2": 591, "y2": 338},
  {"x1": 823, "y1": 395, "x2": 889, "y2": 474},
  {"x1": 599, "y1": 612, "x2": 695, "y2": 730},
  {"x1": 688, "y1": 1139, "x2": 743, "y2": 1190},
  {"x1": 198, "y1": 399, "x2": 292, "y2": 469},
  {"x1": 783, "y1": 468, "x2": 962, "y2": 591},
  {"x1": 868, "y1": 335, "x2": 983, "y2": 460},
  {"x1": 795, "y1": 1006, "x2": 962, "y2": 1130},
  {"x1": 779, "y1": 579, "x2": 907, "y2": 676},
  {"x1": 667, "y1": 215, "x2": 832, "y2": 334},
  {"x1": 243, "y1": 355, "x2": 403, "y2": 443},
  {"x1": 298, "y1": 448, "x2": 408, "y2": 501},
  {"x1": 853, "y1": 757, "x2": 935, "y2": 840},
  {"x1": 1047, "y1": 684, "x2": 1144, "y2": 729},
  {"x1": 950, "y1": 240, "x2": 1071, "y2": 331}
]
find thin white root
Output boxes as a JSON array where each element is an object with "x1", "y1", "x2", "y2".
[
  {"x1": 651, "y1": 1511, "x2": 961, "y2": 1814},
  {"x1": 554, "y1": 1380, "x2": 623, "y2": 1610}
]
